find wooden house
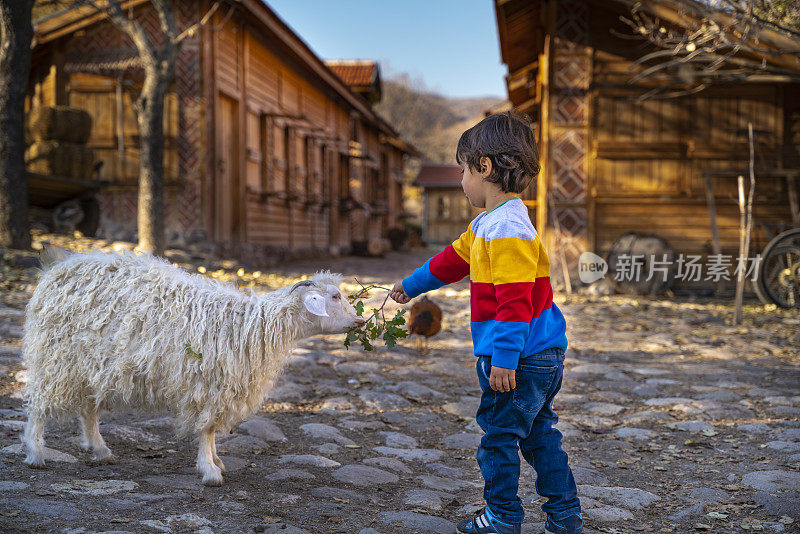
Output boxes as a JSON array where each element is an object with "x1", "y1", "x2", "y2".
[
  {"x1": 494, "y1": 0, "x2": 800, "y2": 287},
  {"x1": 28, "y1": 0, "x2": 415, "y2": 263},
  {"x1": 413, "y1": 164, "x2": 479, "y2": 243}
]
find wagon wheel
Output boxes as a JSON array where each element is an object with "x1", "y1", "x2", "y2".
[
  {"x1": 754, "y1": 228, "x2": 800, "y2": 308},
  {"x1": 606, "y1": 232, "x2": 676, "y2": 295}
]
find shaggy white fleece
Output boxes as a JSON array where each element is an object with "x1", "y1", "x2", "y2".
[{"x1": 21, "y1": 247, "x2": 355, "y2": 485}]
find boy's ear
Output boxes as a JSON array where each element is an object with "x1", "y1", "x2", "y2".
[{"x1": 479, "y1": 156, "x2": 492, "y2": 177}]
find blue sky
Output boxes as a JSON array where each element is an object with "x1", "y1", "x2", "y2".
[{"x1": 266, "y1": 0, "x2": 507, "y2": 99}]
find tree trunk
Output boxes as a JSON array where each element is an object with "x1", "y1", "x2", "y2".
[
  {"x1": 134, "y1": 68, "x2": 166, "y2": 254},
  {"x1": 134, "y1": 64, "x2": 172, "y2": 255},
  {"x1": 0, "y1": 0, "x2": 34, "y2": 249}
]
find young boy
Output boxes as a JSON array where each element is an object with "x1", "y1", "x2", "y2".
[{"x1": 390, "y1": 112, "x2": 582, "y2": 534}]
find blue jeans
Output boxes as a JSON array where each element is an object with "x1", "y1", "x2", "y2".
[{"x1": 475, "y1": 348, "x2": 581, "y2": 524}]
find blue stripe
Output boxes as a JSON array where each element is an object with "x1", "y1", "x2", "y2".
[
  {"x1": 401, "y1": 258, "x2": 446, "y2": 299},
  {"x1": 471, "y1": 305, "x2": 568, "y2": 368}
]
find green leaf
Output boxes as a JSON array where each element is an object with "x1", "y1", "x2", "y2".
[
  {"x1": 184, "y1": 343, "x2": 203, "y2": 360},
  {"x1": 354, "y1": 301, "x2": 364, "y2": 316}
]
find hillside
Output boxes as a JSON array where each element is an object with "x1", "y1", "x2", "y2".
[{"x1": 375, "y1": 76, "x2": 507, "y2": 164}]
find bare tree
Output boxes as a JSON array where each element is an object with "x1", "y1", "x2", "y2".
[
  {"x1": 0, "y1": 0, "x2": 34, "y2": 250},
  {"x1": 613, "y1": 0, "x2": 800, "y2": 99},
  {"x1": 76, "y1": 0, "x2": 219, "y2": 254}
]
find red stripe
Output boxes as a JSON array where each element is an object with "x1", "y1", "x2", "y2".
[
  {"x1": 496, "y1": 282, "x2": 535, "y2": 321},
  {"x1": 429, "y1": 244, "x2": 469, "y2": 283},
  {"x1": 470, "y1": 277, "x2": 553, "y2": 322},
  {"x1": 470, "y1": 282, "x2": 497, "y2": 321},
  {"x1": 531, "y1": 276, "x2": 554, "y2": 317}
]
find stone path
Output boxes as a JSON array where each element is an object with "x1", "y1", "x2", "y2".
[{"x1": 0, "y1": 241, "x2": 798, "y2": 533}]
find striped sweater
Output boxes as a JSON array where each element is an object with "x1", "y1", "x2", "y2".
[{"x1": 402, "y1": 197, "x2": 567, "y2": 370}]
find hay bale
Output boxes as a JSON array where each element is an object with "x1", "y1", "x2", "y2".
[
  {"x1": 26, "y1": 141, "x2": 68, "y2": 176},
  {"x1": 67, "y1": 144, "x2": 95, "y2": 179},
  {"x1": 25, "y1": 141, "x2": 94, "y2": 178},
  {"x1": 26, "y1": 106, "x2": 93, "y2": 144}
]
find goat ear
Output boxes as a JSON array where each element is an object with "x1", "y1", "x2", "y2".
[{"x1": 303, "y1": 293, "x2": 329, "y2": 317}]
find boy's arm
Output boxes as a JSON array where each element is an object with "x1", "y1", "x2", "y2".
[
  {"x1": 485, "y1": 222, "x2": 539, "y2": 370},
  {"x1": 401, "y1": 228, "x2": 472, "y2": 298}
]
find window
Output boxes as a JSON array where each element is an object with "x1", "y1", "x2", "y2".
[{"x1": 436, "y1": 196, "x2": 450, "y2": 219}]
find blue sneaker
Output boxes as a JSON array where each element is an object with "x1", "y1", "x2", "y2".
[
  {"x1": 456, "y1": 506, "x2": 521, "y2": 534},
  {"x1": 544, "y1": 513, "x2": 583, "y2": 534}
]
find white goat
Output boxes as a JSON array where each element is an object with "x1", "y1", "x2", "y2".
[{"x1": 21, "y1": 247, "x2": 365, "y2": 485}]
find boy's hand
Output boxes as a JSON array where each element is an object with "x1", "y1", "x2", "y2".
[
  {"x1": 389, "y1": 281, "x2": 411, "y2": 304},
  {"x1": 489, "y1": 366, "x2": 516, "y2": 392}
]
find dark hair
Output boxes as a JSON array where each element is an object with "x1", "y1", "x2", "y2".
[{"x1": 455, "y1": 111, "x2": 540, "y2": 194}]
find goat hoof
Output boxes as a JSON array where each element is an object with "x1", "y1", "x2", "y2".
[
  {"x1": 23, "y1": 456, "x2": 46, "y2": 469},
  {"x1": 202, "y1": 474, "x2": 224, "y2": 487},
  {"x1": 92, "y1": 450, "x2": 115, "y2": 464}
]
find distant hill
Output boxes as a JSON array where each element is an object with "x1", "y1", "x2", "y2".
[{"x1": 376, "y1": 76, "x2": 507, "y2": 164}]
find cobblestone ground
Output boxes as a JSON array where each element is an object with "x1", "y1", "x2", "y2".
[{"x1": 0, "y1": 240, "x2": 798, "y2": 533}]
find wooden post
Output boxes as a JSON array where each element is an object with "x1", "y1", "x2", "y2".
[
  {"x1": 550, "y1": 191, "x2": 572, "y2": 294},
  {"x1": 704, "y1": 172, "x2": 724, "y2": 295},
  {"x1": 788, "y1": 173, "x2": 799, "y2": 226},
  {"x1": 734, "y1": 122, "x2": 756, "y2": 325},
  {"x1": 116, "y1": 74, "x2": 126, "y2": 178}
]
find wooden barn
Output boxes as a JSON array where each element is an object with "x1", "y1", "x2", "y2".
[
  {"x1": 494, "y1": 0, "x2": 800, "y2": 288},
  {"x1": 28, "y1": 0, "x2": 415, "y2": 263},
  {"x1": 413, "y1": 164, "x2": 479, "y2": 244}
]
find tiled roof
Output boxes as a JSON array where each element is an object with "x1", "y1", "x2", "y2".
[
  {"x1": 413, "y1": 164, "x2": 463, "y2": 187},
  {"x1": 324, "y1": 60, "x2": 378, "y2": 88}
]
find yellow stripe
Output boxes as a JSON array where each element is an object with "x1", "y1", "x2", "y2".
[
  {"x1": 451, "y1": 228, "x2": 474, "y2": 263},
  {"x1": 470, "y1": 235, "x2": 544, "y2": 284},
  {"x1": 536, "y1": 241, "x2": 551, "y2": 278}
]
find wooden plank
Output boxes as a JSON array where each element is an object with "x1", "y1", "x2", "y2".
[
  {"x1": 240, "y1": 23, "x2": 249, "y2": 241},
  {"x1": 204, "y1": 1, "x2": 218, "y2": 239}
]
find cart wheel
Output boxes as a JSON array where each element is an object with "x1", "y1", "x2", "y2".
[
  {"x1": 606, "y1": 232, "x2": 676, "y2": 295},
  {"x1": 754, "y1": 228, "x2": 800, "y2": 308}
]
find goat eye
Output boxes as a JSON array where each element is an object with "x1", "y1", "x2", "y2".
[{"x1": 332, "y1": 293, "x2": 340, "y2": 300}]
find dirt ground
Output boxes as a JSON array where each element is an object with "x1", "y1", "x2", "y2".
[{"x1": 0, "y1": 235, "x2": 798, "y2": 533}]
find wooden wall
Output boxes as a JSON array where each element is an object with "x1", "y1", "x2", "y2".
[
  {"x1": 586, "y1": 2, "x2": 795, "y2": 268},
  {"x1": 212, "y1": 10, "x2": 407, "y2": 255}
]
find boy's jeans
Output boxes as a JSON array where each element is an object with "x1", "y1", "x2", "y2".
[{"x1": 475, "y1": 348, "x2": 581, "y2": 524}]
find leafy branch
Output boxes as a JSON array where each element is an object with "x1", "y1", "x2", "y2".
[{"x1": 344, "y1": 277, "x2": 408, "y2": 351}]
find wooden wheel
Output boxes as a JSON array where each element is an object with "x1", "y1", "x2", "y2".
[
  {"x1": 754, "y1": 228, "x2": 800, "y2": 308},
  {"x1": 606, "y1": 232, "x2": 676, "y2": 295}
]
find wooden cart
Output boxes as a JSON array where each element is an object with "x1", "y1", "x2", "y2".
[{"x1": 26, "y1": 166, "x2": 102, "y2": 236}]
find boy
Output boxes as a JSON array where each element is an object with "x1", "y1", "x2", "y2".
[{"x1": 390, "y1": 112, "x2": 582, "y2": 534}]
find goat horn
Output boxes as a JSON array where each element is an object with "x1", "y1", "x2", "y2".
[{"x1": 289, "y1": 280, "x2": 315, "y2": 293}]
